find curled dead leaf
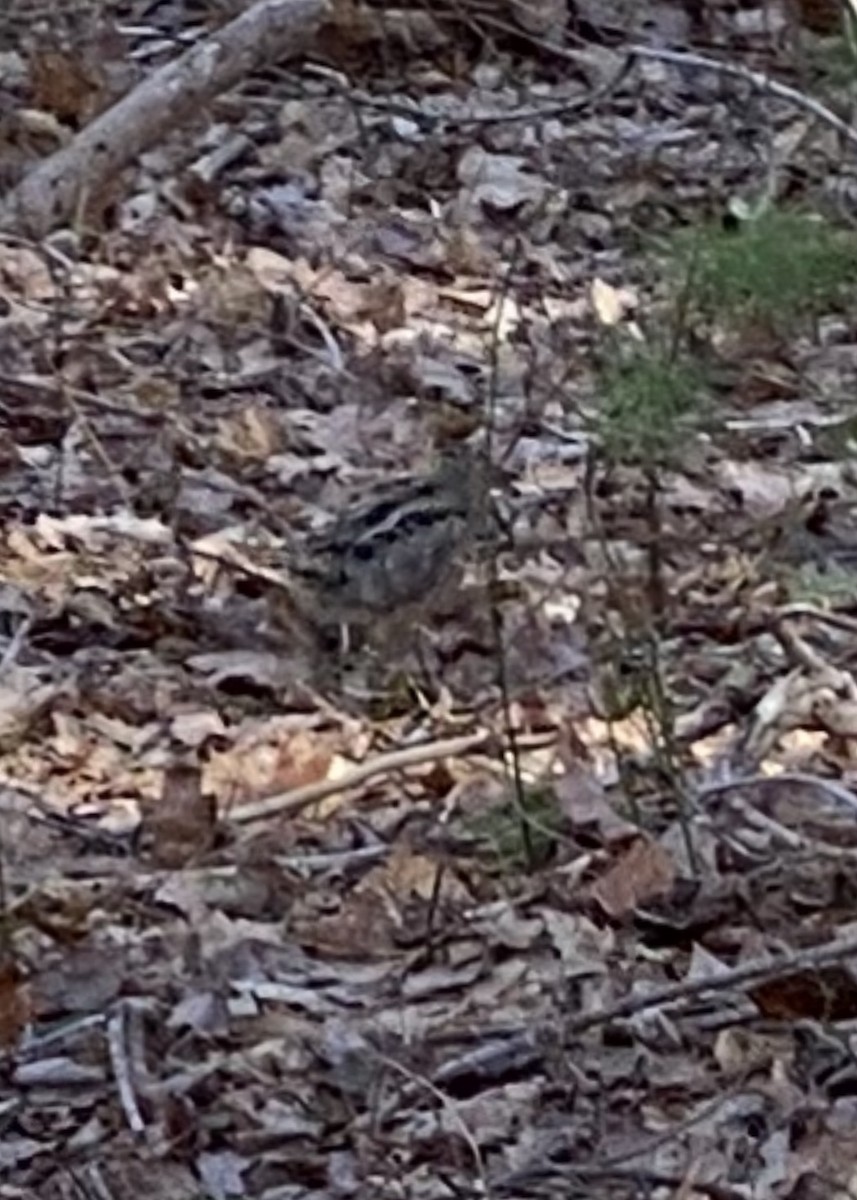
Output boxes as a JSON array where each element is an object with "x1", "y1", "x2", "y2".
[{"x1": 589, "y1": 837, "x2": 677, "y2": 920}]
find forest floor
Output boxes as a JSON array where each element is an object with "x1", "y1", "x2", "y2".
[{"x1": 3, "y1": 2, "x2": 857, "y2": 1198}]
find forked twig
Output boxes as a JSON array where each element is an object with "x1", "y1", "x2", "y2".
[{"x1": 562, "y1": 931, "x2": 857, "y2": 1037}]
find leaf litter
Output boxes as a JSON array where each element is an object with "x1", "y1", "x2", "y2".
[{"x1": 3, "y1": 1, "x2": 857, "y2": 1198}]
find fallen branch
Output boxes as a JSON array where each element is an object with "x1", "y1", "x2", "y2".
[
  {"x1": 630, "y1": 44, "x2": 857, "y2": 153},
  {"x1": 230, "y1": 731, "x2": 493, "y2": 822},
  {"x1": 230, "y1": 729, "x2": 556, "y2": 823},
  {"x1": 0, "y1": 0, "x2": 328, "y2": 239},
  {"x1": 562, "y1": 930, "x2": 857, "y2": 1036}
]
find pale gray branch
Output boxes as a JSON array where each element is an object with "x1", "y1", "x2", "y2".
[{"x1": 0, "y1": 0, "x2": 329, "y2": 238}]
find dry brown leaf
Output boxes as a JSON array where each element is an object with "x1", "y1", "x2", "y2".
[
  {"x1": 206, "y1": 725, "x2": 333, "y2": 812},
  {"x1": 215, "y1": 406, "x2": 282, "y2": 462},
  {"x1": 713, "y1": 1028, "x2": 781, "y2": 1078},
  {"x1": 170, "y1": 710, "x2": 230, "y2": 749},
  {"x1": 31, "y1": 945, "x2": 124, "y2": 1017},
  {"x1": 0, "y1": 669, "x2": 61, "y2": 753},
  {"x1": 714, "y1": 461, "x2": 796, "y2": 518},
  {"x1": 14, "y1": 879, "x2": 106, "y2": 945},
  {"x1": 555, "y1": 762, "x2": 637, "y2": 843},
  {"x1": 456, "y1": 147, "x2": 547, "y2": 223},
  {"x1": 0, "y1": 958, "x2": 31, "y2": 1050},
  {"x1": 509, "y1": 0, "x2": 567, "y2": 36},
  {"x1": 246, "y1": 245, "x2": 295, "y2": 291},
  {"x1": 28, "y1": 50, "x2": 104, "y2": 123},
  {"x1": 0, "y1": 245, "x2": 56, "y2": 303},
  {"x1": 589, "y1": 837, "x2": 676, "y2": 919},
  {"x1": 268, "y1": 730, "x2": 333, "y2": 795},
  {"x1": 750, "y1": 966, "x2": 857, "y2": 1022},
  {"x1": 356, "y1": 844, "x2": 446, "y2": 904},
  {"x1": 814, "y1": 691, "x2": 857, "y2": 738},
  {"x1": 359, "y1": 276, "x2": 406, "y2": 333},
  {"x1": 297, "y1": 889, "x2": 400, "y2": 958},
  {"x1": 790, "y1": 0, "x2": 844, "y2": 33},
  {"x1": 139, "y1": 761, "x2": 217, "y2": 868}
]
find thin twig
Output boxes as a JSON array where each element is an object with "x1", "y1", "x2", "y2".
[
  {"x1": 562, "y1": 931, "x2": 857, "y2": 1036},
  {"x1": 497, "y1": 1161, "x2": 751, "y2": 1200},
  {"x1": 482, "y1": 238, "x2": 537, "y2": 864},
  {"x1": 0, "y1": 618, "x2": 32, "y2": 677},
  {"x1": 778, "y1": 603, "x2": 857, "y2": 637},
  {"x1": 630, "y1": 44, "x2": 857, "y2": 152},
  {"x1": 697, "y1": 770, "x2": 857, "y2": 816},
  {"x1": 340, "y1": 52, "x2": 633, "y2": 128},
  {"x1": 596, "y1": 1086, "x2": 748, "y2": 1170},
  {"x1": 374, "y1": 1053, "x2": 487, "y2": 1187},
  {"x1": 231, "y1": 730, "x2": 554, "y2": 823},
  {"x1": 61, "y1": 392, "x2": 135, "y2": 510},
  {"x1": 107, "y1": 1004, "x2": 145, "y2": 1136}
]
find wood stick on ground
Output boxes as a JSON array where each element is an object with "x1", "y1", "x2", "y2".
[
  {"x1": 0, "y1": 0, "x2": 329, "y2": 239},
  {"x1": 230, "y1": 732, "x2": 494, "y2": 823},
  {"x1": 562, "y1": 930, "x2": 857, "y2": 1036},
  {"x1": 630, "y1": 44, "x2": 857, "y2": 153},
  {"x1": 230, "y1": 729, "x2": 557, "y2": 823}
]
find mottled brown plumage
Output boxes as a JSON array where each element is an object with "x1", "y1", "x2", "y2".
[{"x1": 283, "y1": 448, "x2": 491, "y2": 634}]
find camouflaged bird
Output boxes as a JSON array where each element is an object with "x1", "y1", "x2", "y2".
[{"x1": 277, "y1": 446, "x2": 492, "y2": 638}]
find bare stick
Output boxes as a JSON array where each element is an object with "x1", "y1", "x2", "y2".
[
  {"x1": 777, "y1": 603, "x2": 857, "y2": 637},
  {"x1": 698, "y1": 770, "x2": 857, "y2": 816},
  {"x1": 630, "y1": 44, "x2": 857, "y2": 152},
  {"x1": 563, "y1": 930, "x2": 857, "y2": 1036},
  {"x1": 0, "y1": 0, "x2": 328, "y2": 238},
  {"x1": 230, "y1": 732, "x2": 493, "y2": 822},
  {"x1": 107, "y1": 1005, "x2": 145, "y2": 1136},
  {"x1": 230, "y1": 730, "x2": 556, "y2": 823}
]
